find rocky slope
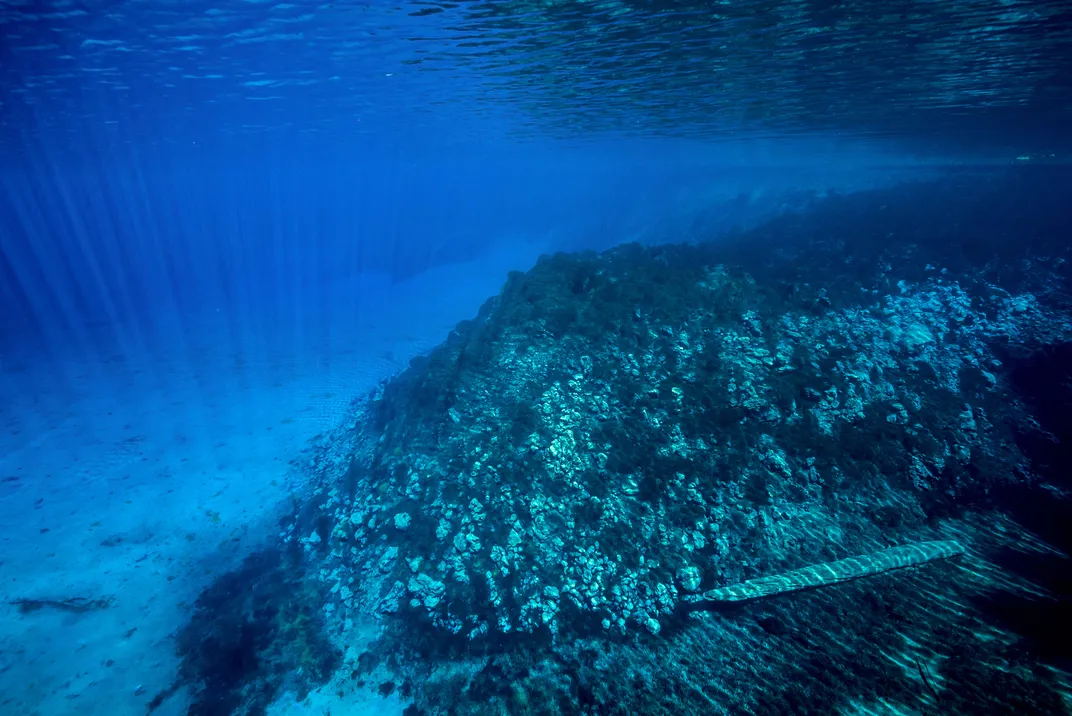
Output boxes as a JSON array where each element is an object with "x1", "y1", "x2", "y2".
[{"x1": 293, "y1": 169, "x2": 1072, "y2": 714}]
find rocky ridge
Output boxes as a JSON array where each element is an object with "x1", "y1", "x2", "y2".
[{"x1": 293, "y1": 184, "x2": 1071, "y2": 649}]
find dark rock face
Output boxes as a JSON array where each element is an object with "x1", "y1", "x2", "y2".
[{"x1": 296, "y1": 168, "x2": 1072, "y2": 714}]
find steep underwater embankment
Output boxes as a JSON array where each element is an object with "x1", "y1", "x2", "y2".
[{"x1": 176, "y1": 168, "x2": 1072, "y2": 715}]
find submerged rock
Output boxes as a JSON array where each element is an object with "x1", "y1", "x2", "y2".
[
  {"x1": 287, "y1": 174, "x2": 1072, "y2": 715},
  {"x1": 305, "y1": 217, "x2": 1070, "y2": 645}
]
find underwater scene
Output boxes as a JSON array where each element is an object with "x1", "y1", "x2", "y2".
[{"x1": 1, "y1": 1, "x2": 1071, "y2": 715}]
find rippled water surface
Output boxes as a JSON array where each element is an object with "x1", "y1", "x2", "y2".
[{"x1": 3, "y1": 0, "x2": 1070, "y2": 149}]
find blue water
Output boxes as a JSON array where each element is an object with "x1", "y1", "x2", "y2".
[{"x1": 1, "y1": 1, "x2": 1070, "y2": 715}]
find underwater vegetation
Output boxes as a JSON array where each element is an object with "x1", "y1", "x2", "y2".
[{"x1": 163, "y1": 543, "x2": 340, "y2": 716}]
